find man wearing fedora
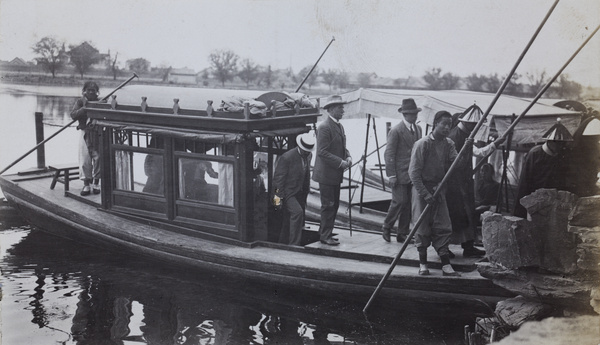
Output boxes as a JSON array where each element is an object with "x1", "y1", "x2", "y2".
[
  {"x1": 313, "y1": 95, "x2": 352, "y2": 246},
  {"x1": 382, "y1": 98, "x2": 423, "y2": 243},
  {"x1": 273, "y1": 133, "x2": 315, "y2": 246}
]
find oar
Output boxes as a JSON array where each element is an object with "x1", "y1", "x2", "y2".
[
  {"x1": 473, "y1": 22, "x2": 600, "y2": 173},
  {"x1": 363, "y1": 0, "x2": 560, "y2": 314},
  {"x1": 0, "y1": 73, "x2": 138, "y2": 175}
]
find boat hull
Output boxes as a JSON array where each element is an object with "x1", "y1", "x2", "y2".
[{"x1": 0, "y1": 174, "x2": 513, "y2": 306}]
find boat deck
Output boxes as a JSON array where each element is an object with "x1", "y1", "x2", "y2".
[{"x1": 9, "y1": 172, "x2": 482, "y2": 273}]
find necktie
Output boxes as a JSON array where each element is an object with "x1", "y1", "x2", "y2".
[{"x1": 410, "y1": 124, "x2": 415, "y2": 135}]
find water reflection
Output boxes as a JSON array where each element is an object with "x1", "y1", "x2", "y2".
[{"x1": 0, "y1": 228, "x2": 484, "y2": 344}]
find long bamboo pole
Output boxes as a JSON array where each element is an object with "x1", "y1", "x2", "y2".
[
  {"x1": 473, "y1": 23, "x2": 600, "y2": 173},
  {"x1": 0, "y1": 73, "x2": 138, "y2": 175},
  {"x1": 295, "y1": 37, "x2": 335, "y2": 92},
  {"x1": 363, "y1": 0, "x2": 561, "y2": 313}
]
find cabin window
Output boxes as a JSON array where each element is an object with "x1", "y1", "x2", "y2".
[
  {"x1": 177, "y1": 157, "x2": 234, "y2": 207},
  {"x1": 115, "y1": 151, "x2": 166, "y2": 195}
]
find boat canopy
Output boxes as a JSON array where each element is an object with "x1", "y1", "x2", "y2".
[{"x1": 333, "y1": 88, "x2": 581, "y2": 146}]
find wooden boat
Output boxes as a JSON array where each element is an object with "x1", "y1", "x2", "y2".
[{"x1": 0, "y1": 86, "x2": 513, "y2": 306}]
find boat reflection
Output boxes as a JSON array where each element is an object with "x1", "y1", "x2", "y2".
[{"x1": 3, "y1": 229, "x2": 488, "y2": 344}]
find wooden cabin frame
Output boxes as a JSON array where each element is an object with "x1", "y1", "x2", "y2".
[{"x1": 86, "y1": 99, "x2": 321, "y2": 243}]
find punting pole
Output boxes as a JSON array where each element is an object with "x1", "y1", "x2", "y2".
[
  {"x1": 359, "y1": 114, "x2": 372, "y2": 213},
  {"x1": 0, "y1": 73, "x2": 138, "y2": 175},
  {"x1": 295, "y1": 37, "x2": 335, "y2": 92},
  {"x1": 348, "y1": 164, "x2": 352, "y2": 235},
  {"x1": 473, "y1": 22, "x2": 600, "y2": 173},
  {"x1": 363, "y1": 0, "x2": 561, "y2": 314}
]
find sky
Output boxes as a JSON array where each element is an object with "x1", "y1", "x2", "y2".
[{"x1": 0, "y1": 0, "x2": 599, "y2": 87}]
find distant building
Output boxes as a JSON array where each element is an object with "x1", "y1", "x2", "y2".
[
  {"x1": 8, "y1": 57, "x2": 30, "y2": 66},
  {"x1": 167, "y1": 68, "x2": 197, "y2": 85}
]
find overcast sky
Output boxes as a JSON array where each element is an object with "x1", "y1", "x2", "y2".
[{"x1": 1, "y1": 0, "x2": 599, "y2": 87}]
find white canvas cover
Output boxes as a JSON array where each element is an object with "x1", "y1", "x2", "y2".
[{"x1": 327, "y1": 88, "x2": 581, "y2": 146}]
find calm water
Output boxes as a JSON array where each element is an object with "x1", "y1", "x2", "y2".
[{"x1": 0, "y1": 84, "x2": 490, "y2": 344}]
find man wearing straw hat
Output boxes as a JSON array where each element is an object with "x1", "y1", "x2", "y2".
[
  {"x1": 513, "y1": 118, "x2": 573, "y2": 218},
  {"x1": 313, "y1": 95, "x2": 352, "y2": 246},
  {"x1": 382, "y1": 98, "x2": 423, "y2": 243},
  {"x1": 273, "y1": 133, "x2": 315, "y2": 246}
]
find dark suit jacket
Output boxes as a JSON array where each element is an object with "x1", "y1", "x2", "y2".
[
  {"x1": 312, "y1": 117, "x2": 350, "y2": 185},
  {"x1": 384, "y1": 121, "x2": 422, "y2": 184},
  {"x1": 273, "y1": 148, "x2": 311, "y2": 200}
]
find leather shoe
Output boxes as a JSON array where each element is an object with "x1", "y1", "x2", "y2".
[
  {"x1": 396, "y1": 234, "x2": 407, "y2": 242},
  {"x1": 320, "y1": 239, "x2": 339, "y2": 246},
  {"x1": 443, "y1": 271, "x2": 461, "y2": 277},
  {"x1": 330, "y1": 237, "x2": 339, "y2": 242},
  {"x1": 463, "y1": 247, "x2": 486, "y2": 258},
  {"x1": 382, "y1": 229, "x2": 391, "y2": 242}
]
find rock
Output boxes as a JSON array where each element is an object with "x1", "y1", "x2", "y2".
[
  {"x1": 591, "y1": 287, "x2": 600, "y2": 314},
  {"x1": 569, "y1": 195, "x2": 600, "y2": 227},
  {"x1": 495, "y1": 296, "x2": 553, "y2": 328},
  {"x1": 521, "y1": 189, "x2": 579, "y2": 274},
  {"x1": 482, "y1": 212, "x2": 541, "y2": 268},
  {"x1": 495, "y1": 315, "x2": 600, "y2": 345}
]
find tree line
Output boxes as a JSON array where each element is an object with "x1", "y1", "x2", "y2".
[{"x1": 30, "y1": 36, "x2": 584, "y2": 99}]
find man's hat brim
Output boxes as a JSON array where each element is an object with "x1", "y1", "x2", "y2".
[{"x1": 398, "y1": 107, "x2": 422, "y2": 114}]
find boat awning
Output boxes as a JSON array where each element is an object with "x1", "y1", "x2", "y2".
[{"x1": 95, "y1": 120, "x2": 310, "y2": 143}]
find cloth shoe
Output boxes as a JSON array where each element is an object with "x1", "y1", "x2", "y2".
[
  {"x1": 320, "y1": 239, "x2": 339, "y2": 246},
  {"x1": 418, "y1": 264, "x2": 430, "y2": 276},
  {"x1": 92, "y1": 184, "x2": 101, "y2": 194},
  {"x1": 396, "y1": 234, "x2": 407, "y2": 242},
  {"x1": 442, "y1": 264, "x2": 461, "y2": 277},
  {"x1": 80, "y1": 185, "x2": 91, "y2": 196},
  {"x1": 463, "y1": 246, "x2": 486, "y2": 258}
]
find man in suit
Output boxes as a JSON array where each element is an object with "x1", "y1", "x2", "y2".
[
  {"x1": 382, "y1": 98, "x2": 423, "y2": 242},
  {"x1": 312, "y1": 95, "x2": 352, "y2": 246},
  {"x1": 273, "y1": 133, "x2": 315, "y2": 246}
]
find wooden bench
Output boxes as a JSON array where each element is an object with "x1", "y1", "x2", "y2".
[{"x1": 49, "y1": 164, "x2": 79, "y2": 196}]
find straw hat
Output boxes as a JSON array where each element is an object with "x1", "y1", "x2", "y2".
[
  {"x1": 296, "y1": 133, "x2": 315, "y2": 152},
  {"x1": 322, "y1": 95, "x2": 346, "y2": 110}
]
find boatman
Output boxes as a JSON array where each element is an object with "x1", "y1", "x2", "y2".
[
  {"x1": 382, "y1": 98, "x2": 423, "y2": 243},
  {"x1": 313, "y1": 95, "x2": 352, "y2": 246},
  {"x1": 273, "y1": 133, "x2": 315, "y2": 246},
  {"x1": 513, "y1": 118, "x2": 573, "y2": 218},
  {"x1": 409, "y1": 111, "x2": 460, "y2": 276},
  {"x1": 70, "y1": 81, "x2": 102, "y2": 196},
  {"x1": 446, "y1": 108, "x2": 504, "y2": 258}
]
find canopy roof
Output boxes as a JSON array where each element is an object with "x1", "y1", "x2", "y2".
[{"x1": 332, "y1": 88, "x2": 581, "y2": 145}]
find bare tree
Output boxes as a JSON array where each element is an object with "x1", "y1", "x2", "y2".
[
  {"x1": 32, "y1": 36, "x2": 67, "y2": 78},
  {"x1": 238, "y1": 58, "x2": 259, "y2": 87},
  {"x1": 465, "y1": 73, "x2": 487, "y2": 92},
  {"x1": 209, "y1": 49, "x2": 239, "y2": 87},
  {"x1": 357, "y1": 73, "x2": 372, "y2": 88},
  {"x1": 441, "y1": 72, "x2": 460, "y2": 90},
  {"x1": 337, "y1": 71, "x2": 350, "y2": 90},
  {"x1": 423, "y1": 68, "x2": 444, "y2": 90},
  {"x1": 108, "y1": 51, "x2": 120, "y2": 80},
  {"x1": 485, "y1": 73, "x2": 502, "y2": 93},
  {"x1": 526, "y1": 70, "x2": 548, "y2": 97},
  {"x1": 298, "y1": 65, "x2": 319, "y2": 90},
  {"x1": 549, "y1": 74, "x2": 582, "y2": 99},
  {"x1": 321, "y1": 69, "x2": 339, "y2": 90},
  {"x1": 68, "y1": 42, "x2": 101, "y2": 79},
  {"x1": 504, "y1": 73, "x2": 523, "y2": 96}
]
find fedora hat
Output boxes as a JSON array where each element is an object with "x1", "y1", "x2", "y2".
[
  {"x1": 296, "y1": 133, "x2": 315, "y2": 152},
  {"x1": 322, "y1": 95, "x2": 346, "y2": 109},
  {"x1": 398, "y1": 98, "x2": 421, "y2": 114}
]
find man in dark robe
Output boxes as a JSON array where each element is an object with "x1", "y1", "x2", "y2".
[
  {"x1": 513, "y1": 118, "x2": 573, "y2": 218},
  {"x1": 446, "y1": 107, "x2": 503, "y2": 257}
]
